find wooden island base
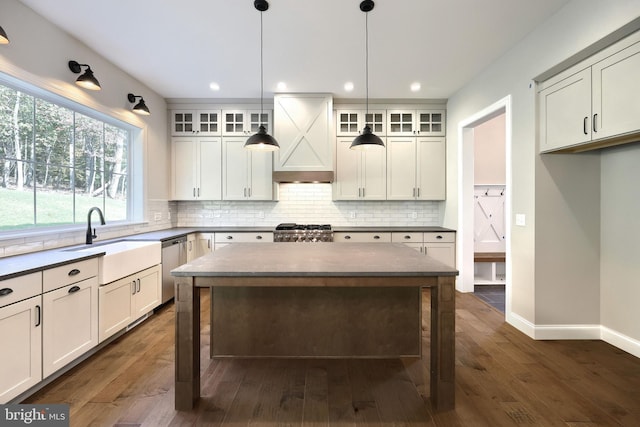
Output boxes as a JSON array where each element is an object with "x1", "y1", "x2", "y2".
[{"x1": 172, "y1": 243, "x2": 457, "y2": 412}]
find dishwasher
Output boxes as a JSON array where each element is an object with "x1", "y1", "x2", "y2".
[{"x1": 161, "y1": 236, "x2": 187, "y2": 303}]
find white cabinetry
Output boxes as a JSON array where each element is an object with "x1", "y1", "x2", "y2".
[
  {"x1": 98, "y1": 264, "x2": 161, "y2": 343},
  {"x1": 213, "y1": 232, "x2": 273, "y2": 250},
  {"x1": 171, "y1": 110, "x2": 221, "y2": 136},
  {"x1": 171, "y1": 137, "x2": 222, "y2": 200},
  {"x1": 333, "y1": 232, "x2": 391, "y2": 243},
  {"x1": 186, "y1": 233, "x2": 197, "y2": 262},
  {"x1": 334, "y1": 137, "x2": 386, "y2": 200},
  {"x1": 274, "y1": 93, "x2": 333, "y2": 172},
  {"x1": 386, "y1": 137, "x2": 446, "y2": 200},
  {"x1": 387, "y1": 110, "x2": 445, "y2": 136},
  {"x1": 222, "y1": 138, "x2": 273, "y2": 200},
  {"x1": 336, "y1": 109, "x2": 386, "y2": 136},
  {"x1": 392, "y1": 232, "x2": 456, "y2": 268},
  {"x1": 539, "y1": 33, "x2": 640, "y2": 152},
  {"x1": 193, "y1": 232, "x2": 215, "y2": 259},
  {"x1": 0, "y1": 273, "x2": 42, "y2": 403},
  {"x1": 222, "y1": 110, "x2": 271, "y2": 136}
]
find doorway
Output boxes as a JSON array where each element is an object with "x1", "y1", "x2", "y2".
[{"x1": 457, "y1": 96, "x2": 512, "y2": 316}]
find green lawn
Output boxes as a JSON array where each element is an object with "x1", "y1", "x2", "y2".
[{"x1": 0, "y1": 187, "x2": 126, "y2": 231}]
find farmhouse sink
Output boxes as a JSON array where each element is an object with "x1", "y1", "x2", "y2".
[{"x1": 66, "y1": 240, "x2": 161, "y2": 284}]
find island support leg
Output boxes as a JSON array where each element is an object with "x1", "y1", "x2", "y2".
[
  {"x1": 175, "y1": 277, "x2": 200, "y2": 411},
  {"x1": 429, "y1": 276, "x2": 456, "y2": 411}
]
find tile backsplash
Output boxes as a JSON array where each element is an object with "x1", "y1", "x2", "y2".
[
  {"x1": 0, "y1": 184, "x2": 442, "y2": 257},
  {"x1": 176, "y1": 183, "x2": 442, "y2": 227}
]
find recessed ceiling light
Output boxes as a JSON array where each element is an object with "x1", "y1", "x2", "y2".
[
  {"x1": 410, "y1": 82, "x2": 421, "y2": 92},
  {"x1": 209, "y1": 82, "x2": 220, "y2": 91},
  {"x1": 344, "y1": 82, "x2": 354, "y2": 92},
  {"x1": 277, "y1": 82, "x2": 287, "y2": 91}
]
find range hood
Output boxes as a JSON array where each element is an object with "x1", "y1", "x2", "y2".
[{"x1": 272, "y1": 171, "x2": 334, "y2": 183}]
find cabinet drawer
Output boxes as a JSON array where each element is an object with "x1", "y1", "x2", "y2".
[
  {"x1": 0, "y1": 272, "x2": 42, "y2": 308},
  {"x1": 43, "y1": 258, "x2": 98, "y2": 293},
  {"x1": 391, "y1": 232, "x2": 423, "y2": 243},
  {"x1": 334, "y1": 232, "x2": 391, "y2": 243},
  {"x1": 214, "y1": 232, "x2": 273, "y2": 243},
  {"x1": 424, "y1": 232, "x2": 455, "y2": 243}
]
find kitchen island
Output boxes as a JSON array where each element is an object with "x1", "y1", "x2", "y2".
[{"x1": 171, "y1": 242, "x2": 458, "y2": 412}]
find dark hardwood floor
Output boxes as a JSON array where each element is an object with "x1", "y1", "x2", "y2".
[{"x1": 26, "y1": 288, "x2": 640, "y2": 426}]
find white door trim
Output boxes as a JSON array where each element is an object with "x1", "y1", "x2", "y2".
[{"x1": 457, "y1": 96, "x2": 512, "y2": 316}]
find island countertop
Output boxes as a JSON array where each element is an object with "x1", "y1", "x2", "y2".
[{"x1": 171, "y1": 242, "x2": 458, "y2": 279}]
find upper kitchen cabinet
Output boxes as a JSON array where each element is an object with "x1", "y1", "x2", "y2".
[
  {"x1": 334, "y1": 137, "x2": 386, "y2": 200},
  {"x1": 222, "y1": 138, "x2": 273, "y2": 200},
  {"x1": 171, "y1": 137, "x2": 222, "y2": 200},
  {"x1": 336, "y1": 110, "x2": 386, "y2": 137},
  {"x1": 274, "y1": 94, "x2": 333, "y2": 172},
  {"x1": 538, "y1": 31, "x2": 640, "y2": 153},
  {"x1": 386, "y1": 109, "x2": 446, "y2": 137},
  {"x1": 171, "y1": 110, "x2": 222, "y2": 136},
  {"x1": 386, "y1": 136, "x2": 446, "y2": 200},
  {"x1": 222, "y1": 110, "x2": 272, "y2": 136}
]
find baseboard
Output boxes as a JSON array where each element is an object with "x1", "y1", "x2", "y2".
[
  {"x1": 601, "y1": 326, "x2": 640, "y2": 358},
  {"x1": 506, "y1": 313, "x2": 640, "y2": 358}
]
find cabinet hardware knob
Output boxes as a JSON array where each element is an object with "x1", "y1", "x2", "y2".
[
  {"x1": 226, "y1": 236, "x2": 233, "y2": 240},
  {"x1": 256, "y1": 235, "x2": 263, "y2": 240},
  {"x1": 68, "y1": 269, "x2": 80, "y2": 276},
  {"x1": 68, "y1": 285, "x2": 81, "y2": 293},
  {"x1": 404, "y1": 235, "x2": 411, "y2": 239},
  {"x1": 344, "y1": 235, "x2": 351, "y2": 240},
  {"x1": 374, "y1": 235, "x2": 380, "y2": 239},
  {"x1": 436, "y1": 235, "x2": 443, "y2": 239},
  {"x1": 0, "y1": 288, "x2": 13, "y2": 296}
]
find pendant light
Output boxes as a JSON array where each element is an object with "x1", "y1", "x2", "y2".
[
  {"x1": 350, "y1": 0, "x2": 385, "y2": 150},
  {"x1": 245, "y1": 0, "x2": 280, "y2": 151}
]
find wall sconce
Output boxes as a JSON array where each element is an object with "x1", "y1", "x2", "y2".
[
  {"x1": 127, "y1": 93, "x2": 150, "y2": 115},
  {"x1": 0, "y1": 26, "x2": 9, "y2": 44},
  {"x1": 68, "y1": 60, "x2": 101, "y2": 90}
]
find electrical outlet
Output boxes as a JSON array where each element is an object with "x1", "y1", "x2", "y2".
[
  {"x1": 350, "y1": 211, "x2": 356, "y2": 219},
  {"x1": 515, "y1": 213, "x2": 526, "y2": 226},
  {"x1": 167, "y1": 211, "x2": 171, "y2": 220},
  {"x1": 154, "y1": 212, "x2": 162, "y2": 221},
  {"x1": 257, "y1": 211, "x2": 265, "y2": 219},
  {"x1": 410, "y1": 212, "x2": 418, "y2": 219}
]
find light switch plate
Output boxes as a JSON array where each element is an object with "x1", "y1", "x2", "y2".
[{"x1": 515, "y1": 213, "x2": 526, "y2": 226}]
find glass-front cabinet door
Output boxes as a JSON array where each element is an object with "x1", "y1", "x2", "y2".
[
  {"x1": 172, "y1": 110, "x2": 221, "y2": 136},
  {"x1": 223, "y1": 110, "x2": 272, "y2": 135},
  {"x1": 387, "y1": 110, "x2": 415, "y2": 136},
  {"x1": 416, "y1": 110, "x2": 445, "y2": 136},
  {"x1": 337, "y1": 110, "x2": 386, "y2": 136},
  {"x1": 248, "y1": 111, "x2": 271, "y2": 134},
  {"x1": 223, "y1": 111, "x2": 246, "y2": 135}
]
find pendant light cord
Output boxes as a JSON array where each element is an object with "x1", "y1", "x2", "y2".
[
  {"x1": 260, "y1": 10, "x2": 264, "y2": 124},
  {"x1": 365, "y1": 11, "x2": 369, "y2": 116}
]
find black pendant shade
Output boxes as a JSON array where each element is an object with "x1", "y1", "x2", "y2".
[
  {"x1": 127, "y1": 93, "x2": 151, "y2": 116},
  {"x1": 245, "y1": 125, "x2": 280, "y2": 151},
  {"x1": 0, "y1": 25, "x2": 9, "y2": 44},
  {"x1": 350, "y1": 0, "x2": 384, "y2": 150},
  {"x1": 245, "y1": 0, "x2": 279, "y2": 151},
  {"x1": 68, "y1": 60, "x2": 101, "y2": 91},
  {"x1": 351, "y1": 125, "x2": 385, "y2": 150}
]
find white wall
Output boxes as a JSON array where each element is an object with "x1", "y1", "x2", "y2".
[
  {"x1": 0, "y1": 0, "x2": 171, "y2": 256},
  {"x1": 445, "y1": 0, "x2": 640, "y2": 348}
]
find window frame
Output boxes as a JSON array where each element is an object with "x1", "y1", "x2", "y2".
[{"x1": 0, "y1": 72, "x2": 141, "y2": 237}]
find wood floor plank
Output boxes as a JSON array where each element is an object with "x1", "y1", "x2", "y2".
[{"x1": 23, "y1": 288, "x2": 640, "y2": 427}]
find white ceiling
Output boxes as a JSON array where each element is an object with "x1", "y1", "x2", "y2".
[{"x1": 19, "y1": 0, "x2": 570, "y2": 100}]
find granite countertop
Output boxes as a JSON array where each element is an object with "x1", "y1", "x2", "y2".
[{"x1": 172, "y1": 242, "x2": 458, "y2": 278}]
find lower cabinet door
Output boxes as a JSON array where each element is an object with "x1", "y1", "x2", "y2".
[
  {"x1": 133, "y1": 265, "x2": 161, "y2": 318},
  {"x1": 0, "y1": 296, "x2": 42, "y2": 403},
  {"x1": 99, "y1": 277, "x2": 134, "y2": 343},
  {"x1": 42, "y1": 278, "x2": 98, "y2": 378}
]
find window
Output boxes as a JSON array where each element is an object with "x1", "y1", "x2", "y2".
[{"x1": 0, "y1": 79, "x2": 132, "y2": 232}]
